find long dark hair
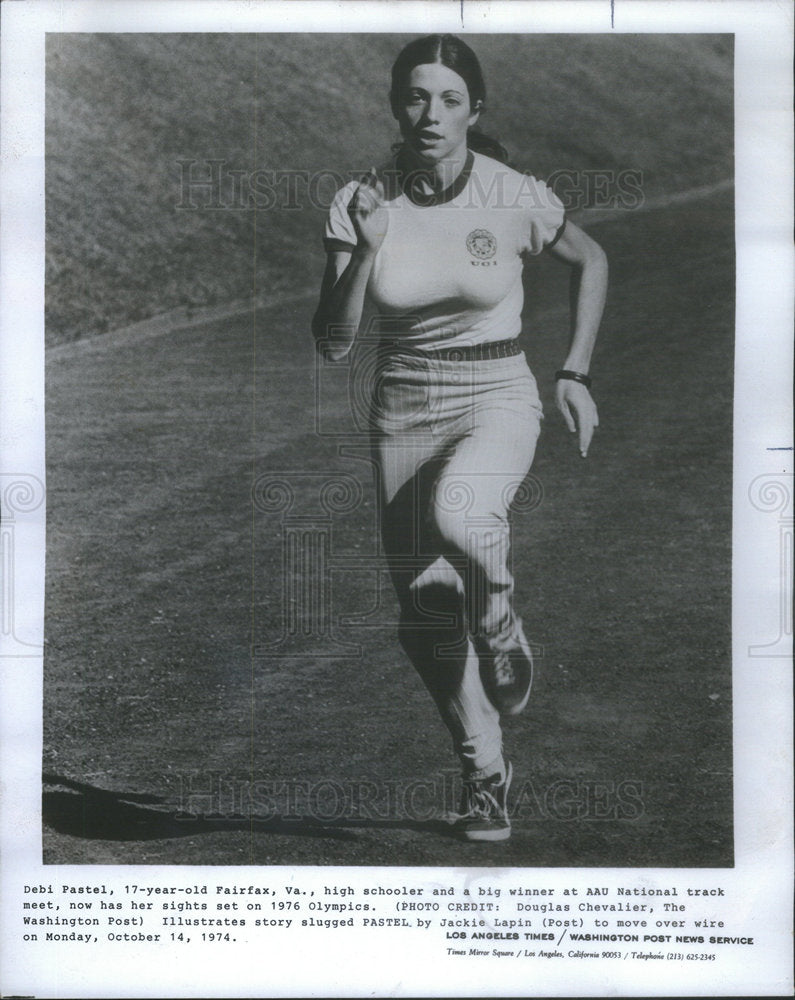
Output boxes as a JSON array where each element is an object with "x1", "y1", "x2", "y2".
[{"x1": 390, "y1": 34, "x2": 509, "y2": 164}]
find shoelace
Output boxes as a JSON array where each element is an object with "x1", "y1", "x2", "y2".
[
  {"x1": 459, "y1": 784, "x2": 502, "y2": 819},
  {"x1": 492, "y1": 649, "x2": 516, "y2": 686}
]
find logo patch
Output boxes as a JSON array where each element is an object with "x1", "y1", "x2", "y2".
[{"x1": 466, "y1": 229, "x2": 497, "y2": 259}]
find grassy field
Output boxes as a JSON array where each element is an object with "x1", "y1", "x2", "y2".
[
  {"x1": 43, "y1": 184, "x2": 734, "y2": 866},
  {"x1": 43, "y1": 33, "x2": 734, "y2": 866}
]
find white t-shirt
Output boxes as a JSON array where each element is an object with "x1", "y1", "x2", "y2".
[{"x1": 323, "y1": 150, "x2": 566, "y2": 349}]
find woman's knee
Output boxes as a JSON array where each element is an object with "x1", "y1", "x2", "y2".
[
  {"x1": 433, "y1": 502, "x2": 509, "y2": 571},
  {"x1": 398, "y1": 560, "x2": 467, "y2": 635}
]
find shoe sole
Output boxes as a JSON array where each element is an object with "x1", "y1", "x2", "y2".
[
  {"x1": 458, "y1": 825, "x2": 511, "y2": 842},
  {"x1": 474, "y1": 626, "x2": 534, "y2": 716},
  {"x1": 480, "y1": 654, "x2": 533, "y2": 716},
  {"x1": 499, "y1": 674, "x2": 533, "y2": 716}
]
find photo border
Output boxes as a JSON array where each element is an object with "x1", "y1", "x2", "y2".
[{"x1": 1, "y1": 2, "x2": 792, "y2": 996}]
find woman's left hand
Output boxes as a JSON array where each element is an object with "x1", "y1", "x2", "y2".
[{"x1": 555, "y1": 380, "x2": 599, "y2": 458}]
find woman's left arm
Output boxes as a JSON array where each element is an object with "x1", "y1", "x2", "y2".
[{"x1": 547, "y1": 221, "x2": 608, "y2": 458}]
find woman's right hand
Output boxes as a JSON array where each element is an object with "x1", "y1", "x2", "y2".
[{"x1": 348, "y1": 168, "x2": 388, "y2": 253}]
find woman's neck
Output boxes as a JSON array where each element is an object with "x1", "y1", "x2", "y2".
[{"x1": 404, "y1": 143, "x2": 469, "y2": 193}]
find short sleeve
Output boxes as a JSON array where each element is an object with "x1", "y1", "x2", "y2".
[
  {"x1": 323, "y1": 181, "x2": 359, "y2": 254},
  {"x1": 519, "y1": 175, "x2": 567, "y2": 255}
]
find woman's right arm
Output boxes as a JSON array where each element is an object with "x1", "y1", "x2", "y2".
[
  {"x1": 311, "y1": 173, "x2": 387, "y2": 362},
  {"x1": 311, "y1": 246, "x2": 377, "y2": 361}
]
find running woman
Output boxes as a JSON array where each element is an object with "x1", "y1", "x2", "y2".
[{"x1": 312, "y1": 34, "x2": 607, "y2": 841}]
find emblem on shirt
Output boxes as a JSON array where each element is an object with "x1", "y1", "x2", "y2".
[{"x1": 466, "y1": 229, "x2": 497, "y2": 259}]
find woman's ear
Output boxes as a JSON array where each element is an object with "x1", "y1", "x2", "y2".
[{"x1": 469, "y1": 99, "x2": 483, "y2": 127}]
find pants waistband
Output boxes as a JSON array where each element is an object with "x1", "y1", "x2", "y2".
[{"x1": 379, "y1": 339, "x2": 522, "y2": 363}]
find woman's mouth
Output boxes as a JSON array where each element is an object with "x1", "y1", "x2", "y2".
[{"x1": 417, "y1": 130, "x2": 443, "y2": 144}]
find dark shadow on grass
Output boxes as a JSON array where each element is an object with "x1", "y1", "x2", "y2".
[{"x1": 42, "y1": 773, "x2": 458, "y2": 843}]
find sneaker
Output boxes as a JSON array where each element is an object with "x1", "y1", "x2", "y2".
[
  {"x1": 453, "y1": 763, "x2": 512, "y2": 842},
  {"x1": 476, "y1": 614, "x2": 534, "y2": 716}
]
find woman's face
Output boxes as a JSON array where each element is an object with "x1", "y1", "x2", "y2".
[{"x1": 395, "y1": 62, "x2": 480, "y2": 164}]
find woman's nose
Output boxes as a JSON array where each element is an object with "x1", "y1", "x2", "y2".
[{"x1": 424, "y1": 99, "x2": 442, "y2": 123}]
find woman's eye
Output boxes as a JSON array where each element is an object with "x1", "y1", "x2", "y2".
[{"x1": 444, "y1": 98, "x2": 461, "y2": 107}]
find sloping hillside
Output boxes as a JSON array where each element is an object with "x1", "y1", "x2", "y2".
[{"x1": 45, "y1": 33, "x2": 732, "y2": 344}]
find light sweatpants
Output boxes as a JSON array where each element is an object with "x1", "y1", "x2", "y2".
[{"x1": 369, "y1": 348, "x2": 543, "y2": 778}]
